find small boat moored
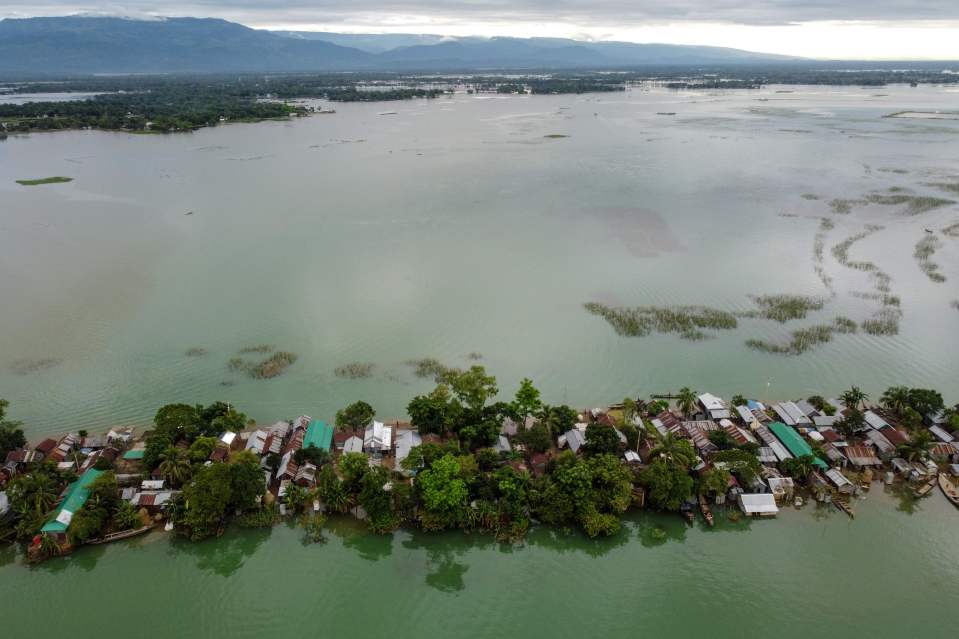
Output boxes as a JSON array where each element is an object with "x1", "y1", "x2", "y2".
[{"x1": 938, "y1": 473, "x2": 959, "y2": 508}]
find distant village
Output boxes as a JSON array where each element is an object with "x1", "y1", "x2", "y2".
[{"x1": 2, "y1": 372, "x2": 958, "y2": 562}]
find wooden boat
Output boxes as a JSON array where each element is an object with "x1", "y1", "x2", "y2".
[
  {"x1": 680, "y1": 501, "x2": 694, "y2": 525},
  {"x1": 915, "y1": 476, "x2": 937, "y2": 497},
  {"x1": 834, "y1": 499, "x2": 855, "y2": 519},
  {"x1": 698, "y1": 495, "x2": 714, "y2": 527},
  {"x1": 938, "y1": 473, "x2": 959, "y2": 507},
  {"x1": 87, "y1": 525, "x2": 153, "y2": 545}
]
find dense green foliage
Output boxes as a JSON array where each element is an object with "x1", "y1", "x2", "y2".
[{"x1": 0, "y1": 399, "x2": 27, "y2": 460}]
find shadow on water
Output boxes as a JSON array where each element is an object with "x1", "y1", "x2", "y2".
[
  {"x1": 168, "y1": 526, "x2": 271, "y2": 577},
  {"x1": 401, "y1": 529, "x2": 502, "y2": 593},
  {"x1": 0, "y1": 542, "x2": 20, "y2": 569},
  {"x1": 325, "y1": 515, "x2": 394, "y2": 562},
  {"x1": 887, "y1": 482, "x2": 923, "y2": 515},
  {"x1": 31, "y1": 543, "x2": 108, "y2": 574}
]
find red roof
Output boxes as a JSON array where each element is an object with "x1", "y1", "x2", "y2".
[
  {"x1": 821, "y1": 429, "x2": 841, "y2": 443},
  {"x1": 879, "y1": 427, "x2": 907, "y2": 446},
  {"x1": 35, "y1": 438, "x2": 57, "y2": 454}
]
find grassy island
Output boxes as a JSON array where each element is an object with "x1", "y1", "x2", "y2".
[{"x1": 15, "y1": 176, "x2": 73, "y2": 186}]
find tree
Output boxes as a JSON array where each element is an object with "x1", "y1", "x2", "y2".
[
  {"x1": 316, "y1": 464, "x2": 352, "y2": 514},
  {"x1": 641, "y1": 457, "x2": 694, "y2": 511},
  {"x1": 898, "y1": 430, "x2": 934, "y2": 462},
  {"x1": 677, "y1": 387, "x2": 698, "y2": 418},
  {"x1": 542, "y1": 404, "x2": 577, "y2": 436},
  {"x1": 335, "y1": 401, "x2": 375, "y2": 432},
  {"x1": 182, "y1": 462, "x2": 233, "y2": 540},
  {"x1": 648, "y1": 432, "x2": 696, "y2": 470},
  {"x1": 358, "y1": 465, "x2": 396, "y2": 533},
  {"x1": 188, "y1": 436, "x2": 218, "y2": 464},
  {"x1": 880, "y1": 386, "x2": 910, "y2": 417},
  {"x1": 906, "y1": 388, "x2": 944, "y2": 417},
  {"x1": 0, "y1": 399, "x2": 26, "y2": 459},
  {"x1": 646, "y1": 399, "x2": 670, "y2": 415},
  {"x1": 698, "y1": 467, "x2": 731, "y2": 497},
  {"x1": 153, "y1": 403, "x2": 200, "y2": 440},
  {"x1": 229, "y1": 450, "x2": 265, "y2": 512},
  {"x1": 514, "y1": 422, "x2": 552, "y2": 454},
  {"x1": 583, "y1": 424, "x2": 621, "y2": 456},
  {"x1": 158, "y1": 447, "x2": 192, "y2": 487},
  {"x1": 731, "y1": 394, "x2": 748, "y2": 408},
  {"x1": 283, "y1": 483, "x2": 309, "y2": 514},
  {"x1": 294, "y1": 444, "x2": 330, "y2": 467},
  {"x1": 8, "y1": 470, "x2": 60, "y2": 518},
  {"x1": 621, "y1": 398, "x2": 638, "y2": 426},
  {"x1": 441, "y1": 366, "x2": 498, "y2": 412},
  {"x1": 512, "y1": 378, "x2": 542, "y2": 418},
  {"x1": 780, "y1": 454, "x2": 817, "y2": 480},
  {"x1": 416, "y1": 454, "x2": 468, "y2": 526},
  {"x1": 143, "y1": 432, "x2": 173, "y2": 471},
  {"x1": 707, "y1": 429, "x2": 736, "y2": 450},
  {"x1": 836, "y1": 409, "x2": 865, "y2": 439},
  {"x1": 713, "y1": 449, "x2": 762, "y2": 485},
  {"x1": 839, "y1": 386, "x2": 868, "y2": 412},
  {"x1": 407, "y1": 392, "x2": 449, "y2": 435},
  {"x1": 113, "y1": 500, "x2": 142, "y2": 530},
  {"x1": 339, "y1": 452, "x2": 371, "y2": 494}
]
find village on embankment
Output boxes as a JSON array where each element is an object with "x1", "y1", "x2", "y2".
[{"x1": 2, "y1": 370, "x2": 958, "y2": 562}]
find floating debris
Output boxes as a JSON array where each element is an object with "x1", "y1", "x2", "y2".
[
  {"x1": 10, "y1": 358, "x2": 63, "y2": 375},
  {"x1": 184, "y1": 347, "x2": 208, "y2": 357},
  {"x1": 334, "y1": 362, "x2": 376, "y2": 379}
]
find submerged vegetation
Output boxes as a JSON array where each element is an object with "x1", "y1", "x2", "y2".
[
  {"x1": 746, "y1": 294, "x2": 825, "y2": 323},
  {"x1": 583, "y1": 303, "x2": 738, "y2": 340},
  {"x1": 746, "y1": 324, "x2": 835, "y2": 355},
  {"x1": 913, "y1": 235, "x2": 946, "y2": 283},
  {"x1": 334, "y1": 362, "x2": 376, "y2": 379},
  {"x1": 405, "y1": 358, "x2": 453, "y2": 380},
  {"x1": 228, "y1": 349, "x2": 299, "y2": 379},
  {"x1": 184, "y1": 347, "x2": 208, "y2": 357},
  {"x1": 238, "y1": 344, "x2": 274, "y2": 355},
  {"x1": 9, "y1": 358, "x2": 63, "y2": 375},
  {"x1": 864, "y1": 193, "x2": 955, "y2": 216},
  {"x1": 942, "y1": 221, "x2": 959, "y2": 238},
  {"x1": 828, "y1": 198, "x2": 866, "y2": 215},
  {"x1": 15, "y1": 176, "x2": 73, "y2": 186}
]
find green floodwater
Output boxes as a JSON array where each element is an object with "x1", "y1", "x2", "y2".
[
  {"x1": 1, "y1": 488, "x2": 957, "y2": 638},
  {"x1": 2, "y1": 84, "x2": 959, "y2": 437}
]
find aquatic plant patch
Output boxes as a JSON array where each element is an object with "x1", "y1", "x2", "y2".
[
  {"x1": 9, "y1": 358, "x2": 63, "y2": 375},
  {"x1": 16, "y1": 176, "x2": 73, "y2": 186},
  {"x1": 334, "y1": 362, "x2": 376, "y2": 379},
  {"x1": 865, "y1": 193, "x2": 954, "y2": 216},
  {"x1": 746, "y1": 294, "x2": 825, "y2": 323},
  {"x1": 914, "y1": 235, "x2": 946, "y2": 283},
  {"x1": 583, "y1": 303, "x2": 738, "y2": 340},
  {"x1": 184, "y1": 347, "x2": 208, "y2": 357},
  {"x1": 745, "y1": 324, "x2": 835, "y2": 355},
  {"x1": 405, "y1": 358, "x2": 453, "y2": 380}
]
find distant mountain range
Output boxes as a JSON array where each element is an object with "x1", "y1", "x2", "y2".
[{"x1": 0, "y1": 15, "x2": 799, "y2": 75}]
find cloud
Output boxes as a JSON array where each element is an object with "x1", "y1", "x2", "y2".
[{"x1": 3, "y1": 0, "x2": 959, "y2": 27}]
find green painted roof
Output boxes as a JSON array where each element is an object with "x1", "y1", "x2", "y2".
[
  {"x1": 122, "y1": 449, "x2": 145, "y2": 460},
  {"x1": 41, "y1": 468, "x2": 105, "y2": 534},
  {"x1": 768, "y1": 422, "x2": 828, "y2": 470},
  {"x1": 303, "y1": 419, "x2": 334, "y2": 452}
]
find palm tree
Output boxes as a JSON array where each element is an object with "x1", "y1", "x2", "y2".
[
  {"x1": 284, "y1": 484, "x2": 308, "y2": 514},
  {"x1": 29, "y1": 473, "x2": 60, "y2": 516},
  {"x1": 898, "y1": 430, "x2": 934, "y2": 462},
  {"x1": 880, "y1": 386, "x2": 910, "y2": 417},
  {"x1": 158, "y1": 447, "x2": 191, "y2": 488},
  {"x1": 839, "y1": 386, "x2": 868, "y2": 412},
  {"x1": 37, "y1": 532, "x2": 62, "y2": 558},
  {"x1": 676, "y1": 387, "x2": 698, "y2": 419},
  {"x1": 648, "y1": 432, "x2": 696, "y2": 470}
]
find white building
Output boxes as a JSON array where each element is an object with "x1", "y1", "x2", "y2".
[{"x1": 364, "y1": 421, "x2": 393, "y2": 454}]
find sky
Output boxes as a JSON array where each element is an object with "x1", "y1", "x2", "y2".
[{"x1": 2, "y1": 1, "x2": 959, "y2": 59}]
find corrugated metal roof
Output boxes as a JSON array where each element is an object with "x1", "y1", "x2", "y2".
[
  {"x1": 754, "y1": 425, "x2": 793, "y2": 461},
  {"x1": 863, "y1": 411, "x2": 889, "y2": 430},
  {"x1": 929, "y1": 426, "x2": 954, "y2": 443},
  {"x1": 768, "y1": 422, "x2": 827, "y2": 469},
  {"x1": 843, "y1": 445, "x2": 881, "y2": 467},
  {"x1": 41, "y1": 468, "x2": 105, "y2": 533},
  {"x1": 738, "y1": 493, "x2": 778, "y2": 515},
  {"x1": 303, "y1": 420, "x2": 334, "y2": 452}
]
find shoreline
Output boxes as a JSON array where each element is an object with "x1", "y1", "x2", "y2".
[{"x1": 3, "y1": 376, "x2": 957, "y2": 564}]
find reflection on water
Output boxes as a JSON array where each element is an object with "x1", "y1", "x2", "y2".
[{"x1": 168, "y1": 527, "x2": 272, "y2": 577}]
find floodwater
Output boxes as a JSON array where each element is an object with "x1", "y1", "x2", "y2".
[
  {"x1": 1, "y1": 488, "x2": 957, "y2": 639},
  {"x1": 2, "y1": 84, "x2": 958, "y2": 437}
]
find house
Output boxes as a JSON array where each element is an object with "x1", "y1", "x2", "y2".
[
  {"x1": 767, "y1": 422, "x2": 827, "y2": 470},
  {"x1": 343, "y1": 435, "x2": 365, "y2": 455},
  {"x1": 81, "y1": 447, "x2": 118, "y2": 472},
  {"x1": 624, "y1": 450, "x2": 641, "y2": 463},
  {"x1": 364, "y1": 421, "x2": 393, "y2": 454},
  {"x1": 825, "y1": 468, "x2": 855, "y2": 494},
  {"x1": 141, "y1": 479, "x2": 165, "y2": 491},
  {"x1": 771, "y1": 402, "x2": 812, "y2": 427},
  {"x1": 106, "y1": 428, "x2": 134, "y2": 445},
  {"x1": 863, "y1": 411, "x2": 890, "y2": 431},
  {"x1": 865, "y1": 429, "x2": 896, "y2": 458},
  {"x1": 682, "y1": 421, "x2": 718, "y2": 456},
  {"x1": 930, "y1": 443, "x2": 957, "y2": 462},
  {"x1": 494, "y1": 435, "x2": 512, "y2": 454},
  {"x1": 501, "y1": 417, "x2": 519, "y2": 437},
  {"x1": 394, "y1": 431, "x2": 422, "y2": 471},
  {"x1": 843, "y1": 445, "x2": 881, "y2": 468},
  {"x1": 529, "y1": 453, "x2": 550, "y2": 477},
  {"x1": 245, "y1": 429, "x2": 269, "y2": 455},
  {"x1": 722, "y1": 419, "x2": 757, "y2": 446},
  {"x1": 130, "y1": 490, "x2": 176, "y2": 514},
  {"x1": 756, "y1": 447, "x2": 779, "y2": 465},
  {"x1": 303, "y1": 420, "x2": 334, "y2": 453},
  {"x1": 560, "y1": 428, "x2": 586, "y2": 454},
  {"x1": 40, "y1": 468, "x2": 105, "y2": 540},
  {"x1": 698, "y1": 393, "x2": 731, "y2": 420},
  {"x1": 821, "y1": 443, "x2": 845, "y2": 466},
  {"x1": 890, "y1": 458, "x2": 914, "y2": 477},
  {"x1": 813, "y1": 415, "x2": 839, "y2": 428},
  {"x1": 735, "y1": 405, "x2": 758, "y2": 426},
  {"x1": 879, "y1": 426, "x2": 908, "y2": 447},
  {"x1": 795, "y1": 400, "x2": 820, "y2": 418},
  {"x1": 80, "y1": 435, "x2": 106, "y2": 450},
  {"x1": 738, "y1": 493, "x2": 779, "y2": 517},
  {"x1": 929, "y1": 426, "x2": 954, "y2": 443},
  {"x1": 766, "y1": 476, "x2": 795, "y2": 501},
  {"x1": 754, "y1": 425, "x2": 793, "y2": 462},
  {"x1": 275, "y1": 451, "x2": 298, "y2": 482},
  {"x1": 294, "y1": 462, "x2": 317, "y2": 487},
  {"x1": 34, "y1": 438, "x2": 58, "y2": 459}
]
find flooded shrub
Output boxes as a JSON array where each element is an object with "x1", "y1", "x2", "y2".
[
  {"x1": 583, "y1": 303, "x2": 737, "y2": 340},
  {"x1": 828, "y1": 198, "x2": 866, "y2": 215},
  {"x1": 250, "y1": 351, "x2": 299, "y2": 379},
  {"x1": 405, "y1": 358, "x2": 452, "y2": 380},
  {"x1": 865, "y1": 193, "x2": 954, "y2": 216},
  {"x1": 334, "y1": 362, "x2": 376, "y2": 379},
  {"x1": 749, "y1": 294, "x2": 825, "y2": 322},
  {"x1": 746, "y1": 324, "x2": 835, "y2": 355},
  {"x1": 914, "y1": 235, "x2": 946, "y2": 283},
  {"x1": 185, "y1": 347, "x2": 208, "y2": 357},
  {"x1": 833, "y1": 317, "x2": 858, "y2": 333},
  {"x1": 239, "y1": 344, "x2": 274, "y2": 354},
  {"x1": 942, "y1": 221, "x2": 959, "y2": 238}
]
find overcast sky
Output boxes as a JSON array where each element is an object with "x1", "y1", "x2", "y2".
[{"x1": 2, "y1": 1, "x2": 958, "y2": 59}]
